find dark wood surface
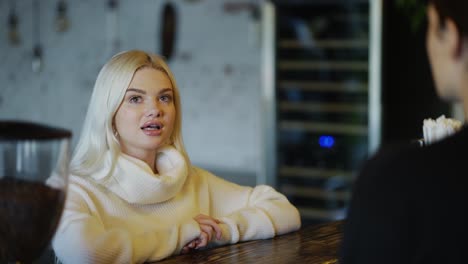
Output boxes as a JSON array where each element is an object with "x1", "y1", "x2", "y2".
[{"x1": 157, "y1": 220, "x2": 343, "y2": 264}]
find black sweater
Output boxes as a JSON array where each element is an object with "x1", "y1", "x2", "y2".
[{"x1": 340, "y1": 127, "x2": 468, "y2": 264}]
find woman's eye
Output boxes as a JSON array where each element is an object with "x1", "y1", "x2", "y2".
[
  {"x1": 160, "y1": 94, "x2": 172, "y2": 102},
  {"x1": 129, "y1": 96, "x2": 142, "y2": 103}
]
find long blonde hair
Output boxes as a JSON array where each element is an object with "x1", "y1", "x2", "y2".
[{"x1": 71, "y1": 50, "x2": 190, "y2": 177}]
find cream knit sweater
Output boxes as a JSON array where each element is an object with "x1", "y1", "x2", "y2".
[{"x1": 52, "y1": 146, "x2": 301, "y2": 264}]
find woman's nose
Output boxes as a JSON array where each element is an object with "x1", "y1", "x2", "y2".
[{"x1": 146, "y1": 101, "x2": 162, "y2": 118}]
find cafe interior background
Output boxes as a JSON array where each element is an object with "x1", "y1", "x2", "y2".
[{"x1": 0, "y1": 0, "x2": 460, "y2": 229}]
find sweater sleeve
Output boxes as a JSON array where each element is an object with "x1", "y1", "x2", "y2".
[
  {"x1": 52, "y1": 184, "x2": 200, "y2": 264},
  {"x1": 199, "y1": 168, "x2": 301, "y2": 245}
]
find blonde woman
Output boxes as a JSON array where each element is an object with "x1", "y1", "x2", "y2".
[{"x1": 52, "y1": 50, "x2": 301, "y2": 264}]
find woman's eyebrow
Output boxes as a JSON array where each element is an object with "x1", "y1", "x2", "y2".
[
  {"x1": 159, "y1": 88, "x2": 173, "y2": 94},
  {"x1": 126, "y1": 88, "x2": 146, "y2": 94}
]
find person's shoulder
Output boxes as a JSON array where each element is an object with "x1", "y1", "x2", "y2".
[
  {"x1": 190, "y1": 166, "x2": 244, "y2": 189},
  {"x1": 421, "y1": 126, "x2": 468, "y2": 158},
  {"x1": 352, "y1": 141, "x2": 427, "y2": 195},
  {"x1": 188, "y1": 166, "x2": 220, "y2": 184},
  {"x1": 357, "y1": 127, "x2": 468, "y2": 185},
  {"x1": 363, "y1": 142, "x2": 418, "y2": 176},
  {"x1": 191, "y1": 166, "x2": 209, "y2": 176},
  {"x1": 190, "y1": 166, "x2": 214, "y2": 180},
  {"x1": 67, "y1": 173, "x2": 109, "y2": 196},
  {"x1": 69, "y1": 173, "x2": 92, "y2": 186}
]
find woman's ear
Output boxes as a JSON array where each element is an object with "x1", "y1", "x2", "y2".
[{"x1": 444, "y1": 17, "x2": 464, "y2": 59}]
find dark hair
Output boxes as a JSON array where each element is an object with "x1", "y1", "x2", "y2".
[{"x1": 429, "y1": 0, "x2": 468, "y2": 37}]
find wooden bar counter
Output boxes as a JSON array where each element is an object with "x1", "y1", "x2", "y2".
[{"x1": 157, "y1": 220, "x2": 343, "y2": 264}]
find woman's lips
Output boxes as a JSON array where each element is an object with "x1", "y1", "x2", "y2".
[{"x1": 141, "y1": 121, "x2": 163, "y2": 136}]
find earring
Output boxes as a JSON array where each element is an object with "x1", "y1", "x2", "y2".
[{"x1": 112, "y1": 125, "x2": 119, "y2": 137}]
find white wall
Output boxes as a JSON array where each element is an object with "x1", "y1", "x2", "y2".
[{"x1": 0, "y1": 0, "x2": 262, "y2": 185}]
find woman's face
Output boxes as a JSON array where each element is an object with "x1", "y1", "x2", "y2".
[
  {"x1": 114, "y1": 67, "x2": 176, "y2": 159},
  {"x1": 426, "y1": 4, "x2": 460, "y2": 101}
]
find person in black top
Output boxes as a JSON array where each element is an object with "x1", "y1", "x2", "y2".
[{"x1": 340, "y1": 0, "x2": 468, "y2": 263}]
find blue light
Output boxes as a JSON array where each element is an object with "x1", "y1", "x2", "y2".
[{"x1": 319, "y1": 135, "x2": 335, "y2": 148}]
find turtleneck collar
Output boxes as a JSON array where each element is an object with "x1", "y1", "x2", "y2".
[{"x1": 97, "y1": 146, "x2": 188, "y2": 204}]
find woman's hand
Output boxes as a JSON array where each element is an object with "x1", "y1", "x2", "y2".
[{"x1": 181, "y1": 214, "x2": 222, "y2": 254}]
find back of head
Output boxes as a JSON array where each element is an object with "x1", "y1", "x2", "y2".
[
  {"x1": 71, "y1": 50, "x2": 188, "y2": 177},
  {"x1": 429, "y1": 0, "x2": 468, "y2": 37}
]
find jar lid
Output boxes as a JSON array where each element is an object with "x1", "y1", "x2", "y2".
[{"x1": 0, "y1": 120, "x2": 72, "y2": 140}]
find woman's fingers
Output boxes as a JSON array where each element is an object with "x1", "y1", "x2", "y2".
[
  {"x1": 182, "y1": 217, "x2": 217, "y2": 254},
  {"x1": 194, "y1": 214, "x2": 222, "y2": 224},
  {"x1": 188, "y1": 241, "x2": 196, "y2": 248},
  {"x1": 181, "y1": 246, "x2": 190, "y2": 254},
  {"x1": 194, "y1": 214, "x2": 222, "y2": 240},
  {"x1": 181, "y1": 240, "x2": 197, "y2": 254},
  {"x1": 186, "y1": 214, "x2": 223, "y2": 253},
  {"x1": 199, "y1": 223, "x2": 214, "y2": 241},
  {"x1": 195, "y1": 231, "x2": 208, "y2": 249}
]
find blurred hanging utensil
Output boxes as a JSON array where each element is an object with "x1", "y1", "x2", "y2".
[
  {"x1": 55, "y1": 0, "x2": 70, "y2": 32},
  {"x1": 7, "y1": 0, "x2": 20, "y2": 45},
  {"x1": 32, "y1": 0, "x2": 43, "y2": 73},
  {"x1": 106, "y1": 0, "x2": 120, "y2": 55},
  {"x1": 160, "y1": 2, "x2": 177, "y2": 61}
]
